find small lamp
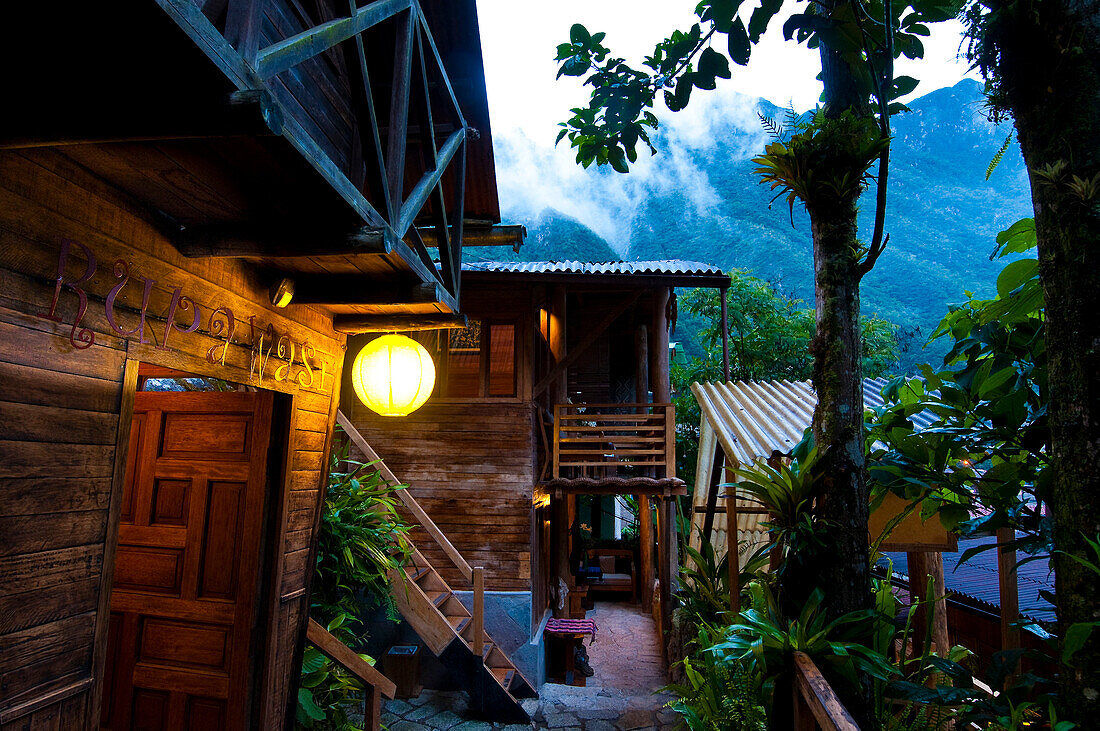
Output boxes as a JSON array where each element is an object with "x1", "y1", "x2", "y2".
[{"x1": 350, "y1": 334, "x2": 436, "y2": 417}]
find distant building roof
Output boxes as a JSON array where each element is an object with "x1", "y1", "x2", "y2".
[
  {"x1": 885, "y1": 538, "x2": 1056, "y2": 624},
  {"x1": 462, "y1": 260, "x2": 729, "y2": 287}
]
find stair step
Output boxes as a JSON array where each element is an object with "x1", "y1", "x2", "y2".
[
  {"x1": 490, "y1": 666, "x2": 515, "y2": 692},
  {"x1": 481, "y1": 642, "x2": 493, "y2": 660},
  {"x1": 410, "y1": 566, "x2": 432, "y2": 582},
  {"x1": 448, "y1": 616, "x2": 470, "y2": 634},
  {"x1": 428, "y1": 591, "x2": 449, "y2": 607}
]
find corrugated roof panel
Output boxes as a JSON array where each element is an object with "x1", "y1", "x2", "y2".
[
  {"x1": 462, "y1": 259, "x2": 725, "y2": 277},
  {"x1": 693, "y1": 376, "x2": 934, "y2": 464}
]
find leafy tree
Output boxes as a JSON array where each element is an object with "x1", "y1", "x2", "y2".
[
  {"x1": 962, "y1": 0, "x2": 1100, "y2": 719},
  {"x1": 673, "y1": 270, "x2": 901, "y2": 486},
  {"x1": 554, "y1": 3, "x2": 959, "y2": 722}
]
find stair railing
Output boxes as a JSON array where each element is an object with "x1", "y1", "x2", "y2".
[
  {"x1": 791, "y1": 651, "x2": 859, "y2": 731},
  {"x1": 336, "y1": 411, "x2": 485, "y2": 661},
  {"x1": 307, "y1": 618, "x2": 397, "y2": 731}
]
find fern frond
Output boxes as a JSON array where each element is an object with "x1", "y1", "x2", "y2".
[
  {"x1": 757, "y1": 112, "x2": 783, "y2": 141},
  {"x1": 985, "y1": 132, "x2": 1013, "y2": 180},
  {"x1": 784, "y1": 100, "x2": 800, "y2": 132}
]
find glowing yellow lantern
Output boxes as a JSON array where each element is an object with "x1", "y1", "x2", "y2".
[{"x1": 350, "y1": 334, "x2": 436, "y2": 417}]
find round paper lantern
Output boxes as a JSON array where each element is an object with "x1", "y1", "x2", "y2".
[{"x1": 350, "y1": 334, "x2": 436, "y2": 417}]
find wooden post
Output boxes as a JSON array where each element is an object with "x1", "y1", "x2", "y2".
[
  {"x1": 552, "y1": 493, "x2": 571, "y2": 617},
  {"x1": 634, "y1": 324, "x2": 649, "y2": 403},
  {"x1": 719, "y1": 284, "x2": 730, "y2": 382},
  {"x1": 365, "y1": 686, "x2": 383, "y2": 731},
  {"x1": 472, "y1": 566, "x2": 485, "y2": 662},
  {"x1": 639, "y1": 494, "x2": 654, "y2": 612},
  {"x1": 658, "y1": 496, "x2": 674, "y2": 640},
  {"x1": 997, "y1": 527, "x2": 1021, "y2": 651},
  {"x1": 649, "y1": 287, "x2": 671, "y2": 405},
  {"x1": 550, "y1": 285, "x2": 568, "y2": 407},
  {"x1": 726, "y1": 482, "x2": 741, "y2": 616},
  {"x1": 907, "y1": 551, "x2": 929, "y2": 655},
  {"x1": 928, "y1": 552, "x2": 950, "y2": 656},
  {"x1": 701, "y1": 444, "x2": 724, "y2": 542}
]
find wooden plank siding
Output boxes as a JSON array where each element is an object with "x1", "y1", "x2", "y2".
[
  {"x1": 345, "y1": 401, "x2": 537, "y2": 591},
  {"x1": 0, "y1": 149, "x2": 346, "y2": 730}
]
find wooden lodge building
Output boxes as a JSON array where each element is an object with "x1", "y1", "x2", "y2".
[
  {"x1": 0, "y1": 1, "x2": 514, "y2": 728},
  {"x1": 341, "y1": 259, "x2": 729, "y2": 688},
  {"x1": 0, "y1": 1, "x2": 734, "y2": 727}
]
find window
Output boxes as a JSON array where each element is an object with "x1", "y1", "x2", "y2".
[{"x1": 441, "y1": 319, "x2": 517, "y2": 398}]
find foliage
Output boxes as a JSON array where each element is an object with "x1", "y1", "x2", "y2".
[
  {"x1": 866, "y1": 217, "x2": 1048, "y2": 555},
  {"x1": 664, "y1": 624, "x2": 768, "y2": 731},
  {"x1": 296, "y1": 431, "x2": 415, "y2": 730},
  {"x1": 710, "y1": 583, "x2": 897, "y2": 714},
  {"x1": 552, "y1": 0, "x2": 953, "y2": 173},
  {"x1": 679, "y1": 528, "x2": 771, "y2": 627},
  {"x1": 672, "y1": 269, "x2": 901, "y2": 485}
]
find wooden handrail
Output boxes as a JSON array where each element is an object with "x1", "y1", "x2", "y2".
[
  {"x1": 791, "y1": 651, "x2": 860, "y2": 731},
  {"x1": 307, "y1": 618, "x2": 396, "y2": 731},
  {"x1": 337, "y1": 411, "x2": 473, "y2": 583}
]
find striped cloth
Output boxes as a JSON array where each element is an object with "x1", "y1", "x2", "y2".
[{"x1": 545, "y1": 618, "x2": 598, "y2": 639}]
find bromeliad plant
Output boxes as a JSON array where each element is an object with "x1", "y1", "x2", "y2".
[
  {"x1": 710, "y1": 583, "x2": 898, "y2": 717},
  {"x1": 679, "y1": 528, "x2": 771, "y2": 627},
  {"x1": 296, "y1": 430, "x2": 415, "y2": 730}
]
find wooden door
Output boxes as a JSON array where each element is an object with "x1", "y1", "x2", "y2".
[{"x1": 101, "y1": 390, "x2": 274, "y2": 731}]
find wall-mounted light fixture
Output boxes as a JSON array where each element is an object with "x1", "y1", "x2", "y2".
[
  {"x1": 350, "y1": 334, "x2": 436, "y2": 417},
  {"x1": 270, "y1": 277, "x2": 295, "y2": 308}
]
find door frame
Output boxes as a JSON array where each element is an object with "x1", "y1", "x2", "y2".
[{"x1": 93, "y1": 355, "x2": 297, "y2": 729}]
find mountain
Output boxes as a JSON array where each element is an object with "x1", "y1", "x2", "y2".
[{"x1": 486, "y1": 79, "x2": 1032, "y2": 373}]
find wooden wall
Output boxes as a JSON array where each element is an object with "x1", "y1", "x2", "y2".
[
  {"x1": 0, "y1": 149, "x2": 345, "y2": 730},
  {"x1": 347, "y1": 401, "x2": 537, "y2": 592}
]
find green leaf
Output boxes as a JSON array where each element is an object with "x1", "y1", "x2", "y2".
[
  {"x1": 298, "y1": 688, "x2": 325, "y2": 721},
  {"x1": 892, "y1": 75, "x2": 919, "y2": 98},
  {"x1": 748, "y1": 0, "x2": 783, "y2": 42},
  {"x1": 569, "y1": 23, "x2": 590, "y2": 46},
  {"x1": 996, "y1": 259, "x2": 1039, "y2": 297},
  {"x1": 608, "y1": 146, "x2": 629, "y2": 173},
  {"x1": 727, "y1": 19, "x2": 752, "y2": 66},
  {"x1": 698, "y1": 47, "x2": 731, "y2": 80}
]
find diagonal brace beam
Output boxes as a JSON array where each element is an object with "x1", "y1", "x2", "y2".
[
  {"x1": 395, "y1": 128, "x2": 464, "y2": 237},
  {"x1": 256, "y1": 0, "x2": 411, "y2": 78}
]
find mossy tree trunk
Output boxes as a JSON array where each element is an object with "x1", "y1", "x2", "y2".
[
  {"x1": 784, "y1": 32, "x2": 878, "y2": 729},
  {"x1": 987, "y1": 0, "x2": 1100, "y2": 718}
]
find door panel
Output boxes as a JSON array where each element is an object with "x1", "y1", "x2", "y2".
[{"x1": 102, "y1": 390, "x2": 273, "y2": 731}]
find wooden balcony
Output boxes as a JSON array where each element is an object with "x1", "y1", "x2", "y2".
[
  {"x1": 548, "y1": 403, "x2": 685, "y2": 496},
  {"x1": 1, "y1": 0, "x2": 499, "y2": 320}
]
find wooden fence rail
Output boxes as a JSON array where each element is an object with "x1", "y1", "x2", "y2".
[
  {"x1": 791, "y1": 651, "x2": 860, "y2": 731},
  {"x1": 552, "y1": 402, "x2": 676, "y2": 478},
  {"x1": 307, "y1": 619, "x2": 396, "y2": 731}
]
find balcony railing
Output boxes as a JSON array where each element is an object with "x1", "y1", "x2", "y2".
[{"x1": 551, "y1": 403, "x2": 676, "y2": 482}]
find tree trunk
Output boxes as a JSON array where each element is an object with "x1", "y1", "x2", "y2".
[
  {"x1": 985, "y1": 0, "x2": 1100, "y2": 720},
  {"x1": 780, "y1": 25, "x2": 877, "y2": 728}
]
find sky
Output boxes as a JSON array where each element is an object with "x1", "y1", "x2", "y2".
[{"x1": 473, "y1": 2, "x2": 978, "y2": 250}]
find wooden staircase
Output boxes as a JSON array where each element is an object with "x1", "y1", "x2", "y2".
[{"x1": 337, "y1": 412, "x2": 536, "y2": 723}]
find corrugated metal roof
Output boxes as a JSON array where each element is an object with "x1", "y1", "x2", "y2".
[
  {"x1": 462, "y1": 259, "x2": 726, "y2": 277},
  {"x1": 691, "y1": 376, "x2": 935, "y2": 465},
  {"x1": 884, "y1": 538, "x2": 1056, "y2": 623}
]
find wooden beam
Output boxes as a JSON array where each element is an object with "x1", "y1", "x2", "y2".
[
  {"x1": 533, "y1": 291, "x2": 642, "y2": 399},
  {"x1": 720, "y1": 284, "x2": 730, "y2": 381},
  {"x1": 293, "y1": 279, "x2": 441, "y2": 306},
  {"x1": 549, "y1": 285, "x2": 568, "y2": 407},
  {"x1": 657, "y1": 497, "x2": 673, "y2": 640},
  {"x1": 701, "y1": 445, "x2": 723, "y2": 541},
  {"x1": 332, "y1": 313, "x2": 467, "y2": 333},
  {"x1": 396, "y1": 127, "x2": 465, "y2": 236},
  {"x1": 256, "y1": 0, "x2": 412, "y2": 78},
  {"x1": 173, "y1": 224, "x2": 389, "y2": 258},
  {"x1": 387, "y1": 9, "x2": 414, "y2": 223}
]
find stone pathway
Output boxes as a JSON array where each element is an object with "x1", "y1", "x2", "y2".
[{"x1": 380, "y1": 602, "x2": 680, "y2": 730}]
